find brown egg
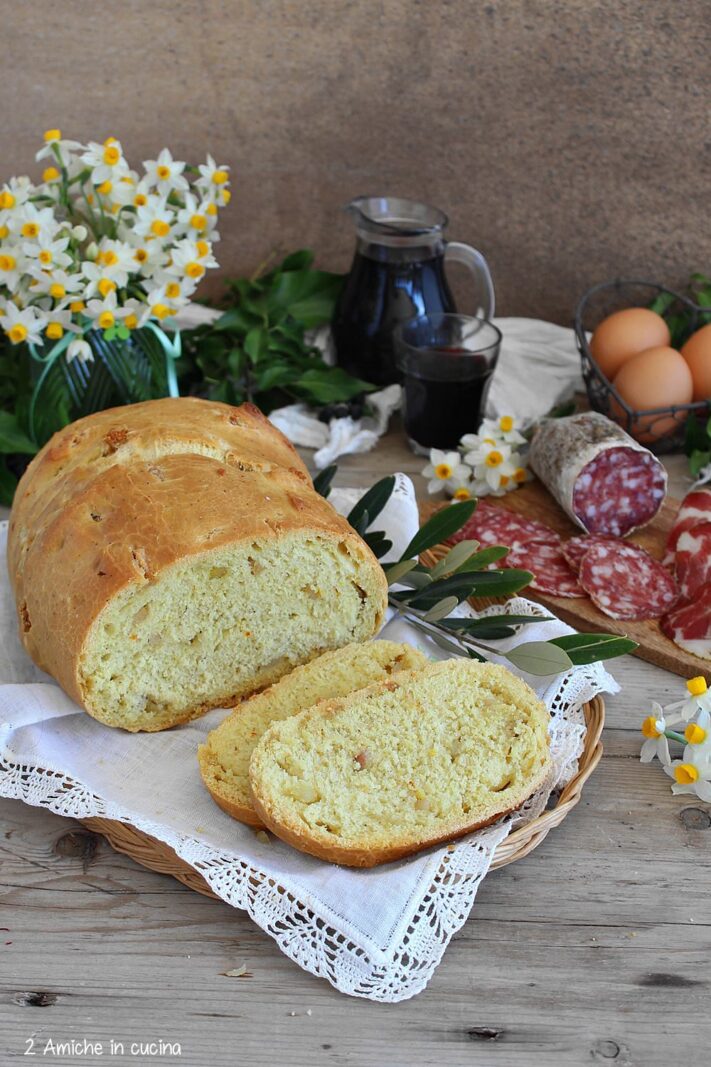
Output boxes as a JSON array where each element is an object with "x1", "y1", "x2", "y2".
[
  {"x1": 611, "y1": 345, "x2": 693, "y2": 443},
  {"x1": 590, "y1": 307, "x2": 671, "y2": 380},
  {"x1": 681, "y1": 322, "x2": 711, "y2": 401}
]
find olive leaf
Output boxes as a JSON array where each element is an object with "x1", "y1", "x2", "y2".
[
  {"x1": 399, "y1": 500, "x2": 476, "y2": 561},
  {"x1": 453, "y1": 545, "x2": 509, "y2": 572},
  {"x1": 429, "y1": 540, "x2": 481, "y2": 579},
  {"x1": 347, "y1": 475, "x2": 395, "y2": 530},
  {"x1": 548, "y1": 632, "x2": 637, "y2": 665},
  {"x1": 312, "y1": 464, "x2": 337, "y2": 498},
  {"x1": 505, "y1": 641, "x2": 573, "y2": 676},
  {"x1": 422, "y1": 596, "x2": 460, "y2": 622},
  {"x1": 383, "y1": 558, "x2": 419, "y2": 585}
]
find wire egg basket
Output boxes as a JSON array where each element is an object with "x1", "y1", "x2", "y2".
[{"x1": 574, "y1": 278, "x2": 711, "y2": 453}]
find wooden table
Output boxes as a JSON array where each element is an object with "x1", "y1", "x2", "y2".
[{"x1": 2, "y1": 427, "x2": 709, "y2": 1067}]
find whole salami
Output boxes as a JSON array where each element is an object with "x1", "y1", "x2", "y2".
[{"x1": 529, "y1": 413, "x2": 667, "y2": 537}]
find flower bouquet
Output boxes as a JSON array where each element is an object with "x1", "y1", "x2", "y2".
[
  {"x1": 0, "y1": 130, "x2": 229, "y2": 459},
  {"x1": 422, "y1": 415, "x2": 530, "y2": 500}
]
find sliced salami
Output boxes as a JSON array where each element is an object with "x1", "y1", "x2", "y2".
[
  {"x1": 674, "y1": 522, "x2": 711, "y2": 601},
  {"x1": 561, "y1": 534, "x2": 620, "y2": 574},
  {"x1": 664, "y1": 488, "x2": 711, "y2": 564},
  {"x1": 661, "y1": 585, "x2": 711, "y2": 660},
  {"x1": 579, "y1": 541, "x2": 679, "y2": 620},
  {"x1": 447, "y1": 500, "x2": 560, "y2": 549},
  {"x1": 506, "y1": 539, "x2": 584, "y2": 598},
  {"x1": 529, "y1": 413, "x2": 667, "y2": 537}
]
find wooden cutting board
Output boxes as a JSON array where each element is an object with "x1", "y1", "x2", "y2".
[{"x1": 422, "y1": 481, "x2": 708, "y2": 680}]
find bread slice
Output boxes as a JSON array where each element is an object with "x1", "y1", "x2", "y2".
[
  {"x1": 249, "y1": 660, "x2": 551, "y2": 867},
  {"x1": 198, "y1": 640, "x2": 429, "y2": 826}
]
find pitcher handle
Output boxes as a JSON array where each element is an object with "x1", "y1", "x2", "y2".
[{"x1": 445, "y1": 242, "x2": 495, "y2": 320}]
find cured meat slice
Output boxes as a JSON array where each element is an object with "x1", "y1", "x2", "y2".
[
  {"x1": 447, "y1": 500, "x2": 560, "y2": 549},
  {"x1": 664, "y1": 488, "x2": 711, "y2": 563},
  {"x1": 661, "y1": 585, "x2": 711, "y2": 660},
  {"x1": 507, "y1": 539, "x2": 584, "y2": 598},
  {"x1": 529, "y1": 412, "x2": 667, "y2": 537},
  {"x1": 579, "y1": 541, "x2": 679, "y2": 620},
  {"x1": 674, "y1": 522, "x2": 711, "y2": 601},
  {"x1": 561, "y1": 534, "x2": 619, "y2": 574}
]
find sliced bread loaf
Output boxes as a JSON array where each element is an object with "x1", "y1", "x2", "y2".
[
  {"x1": 199, "y1": 640, "x2": 429, "y2": 826},
  {"x1": 249, "y1": 660, "x2": 551, "y2": 867}
]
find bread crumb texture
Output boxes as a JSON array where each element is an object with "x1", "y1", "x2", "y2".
[
  {"x1": 249, "y1": 660, "x2": 551, "y2": 867},
  {"x1": 8, "y1": 398, "x2": 387, "y2": 731},
  {"x1": 198, "y1": 640, "x2": 429, "y2": 826}
]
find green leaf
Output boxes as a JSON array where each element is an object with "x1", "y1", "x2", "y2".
[
  {"x1": 505, "y1": 641, "x2": 573, "y2": 676},
  {"x1": 690, "y1": 449, "x2": 710, "y2": 478},
  {"x1": 0, "y1": 411, "x2": 38, "y2": 454},
  {"x1": 244, "y1": 326, "x2": 269, "y2": 364},
  {"x1": 312, "y1": 464, "x2": 337, "y2": 498},
  {"x1": 548, "y1": 632, "x2": 638, "y2": 665},
  {"x1": 443, "y1": 614, "x2": 552, "y2": 637},
  {"x1": 350, "y1": 509, "x2": 370, "y2": 536},
  {"x1": 279, "y1": 249, "x2": 315, "y2": 272},
  {"x1": 454, "y1": 545, "x2": 510, "y2": 572},
  {"x1": 422, "y1": 596, "x2": 460, "y2": 622},
  {"x1": 429, "y1": 540, "x2": 481, "y2": 579},
  {"x1": 266, "y1": 268, "x2": 344, "y2": 328},
  {"x1": 399, "y1": 500, "x2": 477, "y2": 561},
  {"x1": 347, "y1": 475, "x2": 395, "y2": 530},
  {"x1": 0, "y1": 455, "x2": 18, "y2": 505},
  {"x1": 363, "y1": 531, "x2": 392, "y2": 559},
  {"x1": 294, "y1": 366, "x2": 375, "y2": 405},
  {"x1": 383, "y1": 558, "x2": 419, "y2": 586},
  {"x1": 212, "y1": 306, "x2": 261, "y2": 333},
  {"x1": 405, "y1": 567, "x2": 534, "y2": 608}
]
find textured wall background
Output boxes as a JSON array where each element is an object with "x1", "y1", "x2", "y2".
[{"x1": 4, "y1": 0, "x2": 709, "y2": 323}]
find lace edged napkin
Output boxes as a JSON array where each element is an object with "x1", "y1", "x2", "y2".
[{"x1": 0, "y1": 476, "x2": 617, "y2": 1001}]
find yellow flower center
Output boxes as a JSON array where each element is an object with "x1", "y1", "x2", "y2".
[
  {"x1": 43, "y1": 166, "x2": 60, "y2": 182},
  {"x1": 435, "y1": 463, "x2": 453, "y2": 480},
  {"x1": 22, "y1": 222, "x2": 39, "y2": 238},
  {"x1": 685, "y1": 723, "x2": 707, "y2": 745},
  {"x1": 150, "y1": 219, "x2": 170, "y2": 238},
  {"x1": 190, "y1": 213, "x2": 206, "y2": 231},
  {"x1": 134, "y1": 193, "x2": 148, "y2": 207},
  {"x1": 46, "y1": 322, "x2": 64, "y2": 340},
  {"x1": 49, "y1": 282, "x2": 66, "y2": 299},
  {"x1": 165, "y1": 282, "x2": 181, "y2": 299},
  {"x1": 674, "y1": 763, "x2": 699, "y2": 785},
  {"x1": 103, "y1": 145, "x2": 121, "y2": 166},
  {"x1": 185, "y1": 261, "x2": 205, "y2": 279},
  {"x1": 98, "y1": 311, "x2": 115, "y2": 329},
  {"x1": 44, "y1": 129, "x2": 61, "y2": 142},
  {"x1": 212, "y1": 169, "x2": 228, "y2": 185},
  {"x1": 453, "y1": 487, "x2": 471, "y2": 501},
  {"x1": 206, "y1": 202, "x2": 218, "y2": 216},
  {"x1": 124, "y1": 313, "x2": 138, "y2": 330},
  {"x1": 485, "y1": 450, "x2": 504, "y2": 468},
  {"x1": 134, "y1": 248, "x2": 148, "y2": 264},
  {"x1": 641, "y1": 716, "x2": 661, "y2": 739},
  {"x1": 97, "y1": 180, "x2": 113, "y2": 196},
  {"x1": 500, "y1": 474, "x2": 511, "y2": 487},
  {"x1": 0, "y1": 192, "x2": 15, "y2": 209},
  {"x1": 196, "y1": 239, "x2": 209, "y2": 257},
  {"x1": 86, "y1": 193, "x2": 94, "y2": 205},
  {"x1": 151, "y1": 303, "x2": 171, "y2": 320},
  {"x1": 100, "y1": 249, "x2": 119, "y2": 266},
  {"x1": 97, "y1": 278, "x2": 116, "y2": 297},
  {"x1": 8, "y1": 323, "x2": 28, "y2": 343},
  {"x1": 0, "y1": 254, "x2": 16, "y2": 271},
  {"x1": 157, "y1": 165, "x2": 171, "y2": 179},
  {"x1": 686, "y1": 676, "x2": 708, "y2": 696},
  {"x1": 499, "y1": 415, "x2": 514, "y2": 432},
  {"x1": 221, "y1": 189, "x2": 231, "y2": 204},
  {"x1": 0, "y1": 225, "x2": 8, "y2": 238},
  {"x1": 513, "y1": 467, "x2": 527, "y2": 483},
  {"x1": 104, "y1": 136, "x2": 117, "y2": 146},
  {"x1": 70, "y1": 300, "x2": 85, "y2": 313},
  {"x1": 38, "y1": 249, "x2": 53, "y2": 265}
]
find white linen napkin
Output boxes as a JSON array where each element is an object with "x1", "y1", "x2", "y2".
[{"x1": 0, "y1": 477, "x2": 617, "y2": 1001}]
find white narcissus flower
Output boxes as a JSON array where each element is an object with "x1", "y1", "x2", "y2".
[
  {"x1": 85, "y1": 291, "x2": 121, "y2": 330},
  {"x1": 143, "y1": 148, "x2": 189, "y2": 194},
  {"x1": 166, "y1": 238, "x2": 217, "y2": 279},
  {"x1": 36, "y1": 129, "x2": 83, "y2": 162},
  {"x1": 141, "y1": 283, "x2": 184, "y2": 321},
  {"x1": 28, "y1": 267, "x2": 84, "y2": 300},
  {"x1": 133, "y1": 195, "x2": 175, "y2": 242},
  {"x1": 66, "y1": 337, "x2": 94, "y2": 364},
  {"x1": 421, "y1": 449, "x2": 471, "y2": 495},
  {"x1": 472, "y1": 445, "x2": 518, "y2": 493},
  {"x1": 151, "y1": 273, "x2": 199, "y2": 304},
  {"x1": 81, "y1": 137, "x2": 129, "y2": 184},
  {"x1": 196, "y1": 154, "x2": 230, "y2": 192},
  {"x1": 95, "y1": 238, "x2": 136, "y2": 281},
  {"x1": 664, "y1": 676, "x2": 711, "y2": 722},
  {"x1": 477, "y1": 415, "x2": 527, "y2": 446},
  {"x1": 640, "y1": 702, "x2": 673, "y2": 763},
  {"x1": 0, "y1": 247, "x2": 24, "y2": 291},
  {"x1": 42, "y1": 308, "x2": 80, "y2": 342},
  {"x1": 23, "y1": 234, "x2": 72, "y2": 271},
  {"x1": 8, "y1": 202, "x2": 59, "y2": 242},
  {"x1": 664, "y1": 735, "x2": 711, "y2": 802},
  {"x1": 0, "y1": 301, "x2": 48, "y2": 345},
  {"x1": 0, "y1": 176, "x2": 33, "y2": 220},
  {"x1": 81, "y1": 261, "x2": 122, "y2": 300},
  {"x1": 174, "y1": 192, "x2": 220, "y2": 238}
]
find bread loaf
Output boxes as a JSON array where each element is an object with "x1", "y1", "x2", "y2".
[
  {"x1": 249, "y1": 660, "x2": 551, "y2": 867},
  {"x1": 8, "y1": 397, "x2": 388, "y2": 731},
  {"x1": 198, "y1": 640, "x2": 429, "y2": 826}
]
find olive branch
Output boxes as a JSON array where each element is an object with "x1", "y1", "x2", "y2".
[{"x1": 314, "y1": 467, "x2": 637, "y2": 676}]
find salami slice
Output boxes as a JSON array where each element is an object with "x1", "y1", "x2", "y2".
[
  {"x1": 661, "y1": 584, "x2": 711, "y2": 660},
  {"x1": 507, "y1": 539, "x2": 584, "y2": 597},
  {"x1": 664, "y1": 488, "x2": 711, "y2": 564},
  {"x1": 561, "y1": 534, "x2": 620, "y2": 574},
  {"x1": 448, "y1": 500, "x2": 560, "y2": 549},
  {"x1": 529, "y1": 413, "x2": 667, "y2": 537},
  {"x1": 674, "y1": 522, "x2": 711, "y2": 601},
  {"x1": 579, "y1": 541, "x2": 679, "y2": 620}
]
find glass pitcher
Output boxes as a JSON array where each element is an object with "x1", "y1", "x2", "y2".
[{"x1": 331, "y1": 196, "x2": 495, "y2": 386}]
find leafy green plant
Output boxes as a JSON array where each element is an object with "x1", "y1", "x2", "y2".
[
  {"x1": 318, "y1": 467, "x2": 638, "y2": 674},
  {"x1": 179, "y1": 250, "x2": 374, "y2": 412}
]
